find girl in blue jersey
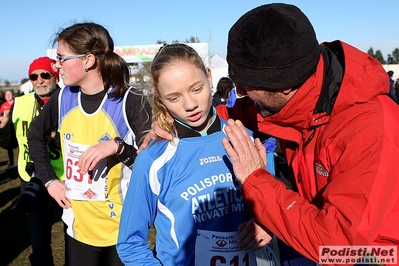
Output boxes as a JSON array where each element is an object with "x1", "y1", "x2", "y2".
[{"x1": 117, "y1": 44, "x2": 279, "y2": 265}]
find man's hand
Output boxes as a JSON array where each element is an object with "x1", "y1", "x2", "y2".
[
  {"x1": 137, "y1": 121, "x2": 173, "y2": 154},
  {"x1": 47, "y1": 180, "x2": 71, "y2": 209},
  {"x1": 238, "y1": 218, "x2": 272, "y2": 250},
  {"x1": 222, "y1": 119, "x2": 266, "y2": 185}
]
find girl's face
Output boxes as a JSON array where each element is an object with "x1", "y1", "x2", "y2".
[
  {"x1": 157, "y1": 61, "x2": 213, "y2": 132},
  {"x1": 55, "y1": 40, "x2": 87, "y2": 87}
]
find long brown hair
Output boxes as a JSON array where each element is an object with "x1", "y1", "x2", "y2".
[{"x1": 53, "y1": 22, "x2": 130, "y2": 98}]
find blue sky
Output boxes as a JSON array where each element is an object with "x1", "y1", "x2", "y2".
[{"x1": 1, "y1": 0, "x2": 399, "y2": 82}]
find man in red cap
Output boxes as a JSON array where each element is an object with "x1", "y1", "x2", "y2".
[{"x1": 0, "y1": 56, "x2": 63, "y2": 266}]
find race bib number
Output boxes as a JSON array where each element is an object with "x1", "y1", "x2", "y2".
[
  {"x1": 195, "y1": 230, "x2": 257, "y2": 266},
  {"x1": 64, "y1": 140, "x2": 108, "y2": 201}
]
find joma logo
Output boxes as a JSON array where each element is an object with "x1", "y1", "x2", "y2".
[{"x1": 199, "y1": 156, "x2": 222, "y2": 165}]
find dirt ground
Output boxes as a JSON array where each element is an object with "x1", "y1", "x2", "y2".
[
  {"x1": 0, "y1": 147, "x2": 156, "y2": 266},
  {"x1": 0, "y1": 147, "x2": 65, "y2": 266}
]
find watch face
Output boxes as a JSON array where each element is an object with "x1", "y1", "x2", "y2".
[{"x1": 114, "y1": 137, "x2": 124, "y2": 155}]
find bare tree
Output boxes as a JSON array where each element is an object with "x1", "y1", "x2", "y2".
[{"x1": 185, "y1": 36, "x2": 200, "y2": 43}]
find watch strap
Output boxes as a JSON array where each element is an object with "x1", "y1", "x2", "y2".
[{"x1": 114, "y1": 137, "x2": 124, "y2": 155}]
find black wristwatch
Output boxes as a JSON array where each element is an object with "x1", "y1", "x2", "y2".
[{"x1": 114, "y1": 137, "x2": 124, "y2": 155}]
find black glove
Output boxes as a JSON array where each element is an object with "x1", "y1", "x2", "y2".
[{"x1": 16, "y1": 175, "x2": 43, "y2": 213}]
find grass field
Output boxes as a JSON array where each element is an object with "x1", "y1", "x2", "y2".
[{"x1": 0, "y1": 148, "x2": 155, "y2": 266}]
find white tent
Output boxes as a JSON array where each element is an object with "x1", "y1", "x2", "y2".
[
  {"x1": 19, "y1": 80, "x2": 33, "y2": 95},
  {"x1": 209, "y1": 54, "x2": 229, "y2": 95}
]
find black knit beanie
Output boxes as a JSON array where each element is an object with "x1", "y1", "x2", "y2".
[{"x1": 227, "y1": 3, "x2": 320, "y2": 90}]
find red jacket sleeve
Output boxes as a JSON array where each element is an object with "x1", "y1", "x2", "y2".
[{"x1": 241, "y1": 134, "x2": 399, "y2": 262}]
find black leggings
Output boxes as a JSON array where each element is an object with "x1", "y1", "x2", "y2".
[{"x1": 65, "y1": 233, "x2": 123, "y2": 266}]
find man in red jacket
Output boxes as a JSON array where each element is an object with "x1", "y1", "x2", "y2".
[{"x1": 221, "y1": 3, "x2": 399, "y2": 265}]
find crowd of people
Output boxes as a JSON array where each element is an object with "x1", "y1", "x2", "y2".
[{"x1": 1, "y1": 2, "x2": 399, "y2": 266}]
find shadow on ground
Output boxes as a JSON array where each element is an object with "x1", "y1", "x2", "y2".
[
  {"x1": 0, "y1": 151, "x2": 64, "y2": 266},
  {"x1": 0, "y1": 164, "x2": 31, "y2": 266}
]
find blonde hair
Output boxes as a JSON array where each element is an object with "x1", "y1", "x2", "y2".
[{"x1": 149, "y1": 43, "x2": 207, "y2": 139}]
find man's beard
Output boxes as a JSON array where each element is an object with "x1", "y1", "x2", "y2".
[
  {"x1": 36, "y1": 88, "x2": 54, "y2": 97},
  {"x1": 255, "y1": 102, "x2": 281, "y2": 118}
]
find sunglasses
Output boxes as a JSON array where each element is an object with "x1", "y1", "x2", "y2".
[{"x1": 29, "y1": 72, "x2": 53, "y2": 81}]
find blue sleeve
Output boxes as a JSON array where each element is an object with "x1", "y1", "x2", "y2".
[
  {"x1": 264, "y1": 137, "x2": 277, "y2": 175},
  {"x1": 117, "y1": 152, "x2": 162, "y2": 265},
  {"x1": 226, "y1": 88, "x2": 237, "y2": 108}
]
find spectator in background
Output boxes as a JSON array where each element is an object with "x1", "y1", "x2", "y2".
[
  {"x1": 0, "y1": 56, "x2": 63, "y2": 266},
  {"x1": 212, "y1": 76, "x2": 234, "y2": 106},
  {"x1": 0, "y1": 89, "x2": 17, "y2": 169},
  {"x1": 0, "y1": 89, "x2": 15, "y2": 116},
  {"x1": 388, "y1": 70, "x2": 398, "y2": 104}
]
